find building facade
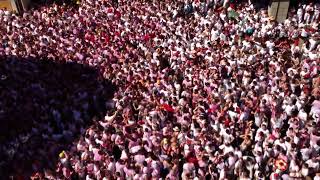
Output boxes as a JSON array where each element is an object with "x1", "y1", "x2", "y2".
[{"x1": 0, "y1": 0, "x2": 30, "y2": 13}]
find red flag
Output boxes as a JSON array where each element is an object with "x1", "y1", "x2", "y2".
[{"x1": 161, "y1": 104, "x2": 175, "y2": 112}]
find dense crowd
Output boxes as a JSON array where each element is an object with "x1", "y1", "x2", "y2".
[{"x1": 1, "y1": 0, "x2": 320, "y2": 179}]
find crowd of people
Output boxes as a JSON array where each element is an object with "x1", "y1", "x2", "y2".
[{"x1": 1, "y1": 0, "x2": 320, "y2": 179}]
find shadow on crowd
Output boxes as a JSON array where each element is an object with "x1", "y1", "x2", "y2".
[
  {"x1": 0, "y1": 56, "x2": 116, "y2": 178},
  {"x1": 30, "y1": 0, "x2": 78, "y2": 7}
]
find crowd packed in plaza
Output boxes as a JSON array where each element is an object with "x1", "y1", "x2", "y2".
[{"x1": 1, "y1": 0, "x2": 320, "y2": 179}]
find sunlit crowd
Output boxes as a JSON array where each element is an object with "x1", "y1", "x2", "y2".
[{"x1": 1, "y1": 0, "x2": 320, "y2": 179}]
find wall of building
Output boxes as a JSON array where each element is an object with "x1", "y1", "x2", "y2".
[
  {"x1": 0, "y1": 0, "x2": 30, "y2": 12},
  {"x1": 21, "y1": 0, "x2": 30, "y2": 11},
  {"x1": 0, "y1": 0, "x2": 13, "y2": 11},
  {"x1": 268, "y1": 0, "x2": 290, "y2": 22}
]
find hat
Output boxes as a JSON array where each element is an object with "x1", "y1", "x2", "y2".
[{"x1": 59, "y1": 151, "x2": 66, "y2": 158}]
